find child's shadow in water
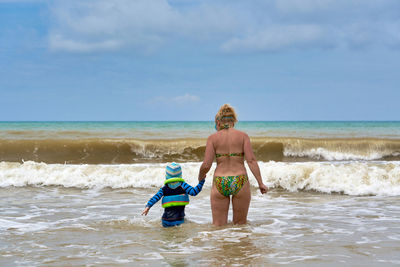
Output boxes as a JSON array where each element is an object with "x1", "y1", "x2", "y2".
[
  {"x1": 159, "y1": 222, "x2": 275, "y2": 266},
  {"x1": 158, "y1": 220, "x2": 212, "y2": 266}
]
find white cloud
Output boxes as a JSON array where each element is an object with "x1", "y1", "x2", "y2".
[
  {"x1": 48, "y1": 0, "x2": 400, "y2": 53},
  {"x1": 222, "y1": 24, "x2": 324, "y2": 52},
  {"x1": 0, "y1": 0, "x2": 46, "y2": 2},
  {"x1": 151, "y1": 93, "x2": 200, "y2": 104},
  {"x1": 49, "y1": 34, "x2": 122, "y2": 52},
  {"x1": 172, "y1": 93, "x2": 200, "y2": 103},
  {"x1": 48, "y1": 0, "x2": 177, "y2": 52}
]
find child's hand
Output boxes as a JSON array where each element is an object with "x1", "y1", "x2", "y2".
[{"x1": 142, "y1": 206, "x2": 150, "y2": 216}]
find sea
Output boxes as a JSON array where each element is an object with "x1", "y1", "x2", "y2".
[{"x1": 1, "y1": 121, "x2": 400, "y2": 266}]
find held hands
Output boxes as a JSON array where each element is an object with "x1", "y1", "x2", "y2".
[
  {"x1": 141, "y1": 206, "x2": 150, "y2": 216},
  {"x1": 198, "y1": 174, "x2": 206, "y2": 182},
  {"x1": 259, "y1": 183, "x2": 268, "y2": 194}
]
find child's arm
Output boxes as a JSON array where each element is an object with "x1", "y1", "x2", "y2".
[
  {"x1": 142, "y1": 188, "x2": 164, "y2": 216},
  {"x1": 181, "y1": 180, "x2": 205, "y2": 196}
]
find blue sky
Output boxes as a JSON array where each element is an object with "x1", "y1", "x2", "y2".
[{"x1": 0, "y1": 0, "x2": 399, "y2": 121}]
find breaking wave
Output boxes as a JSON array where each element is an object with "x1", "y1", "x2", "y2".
[
  {"x1": 1, "y1": 161, "x2": 400, "y2": 196},
  {"x1": 1, "y1": 137, "x2": 400, "y2": 164}
]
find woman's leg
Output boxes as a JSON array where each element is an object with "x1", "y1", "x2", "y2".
[
  {"x1": 210, "y1": 183, "x2": 230, "y2": 226},
  {"x1": 232, "y1": 181, "x2": 251, "y2": 224}
]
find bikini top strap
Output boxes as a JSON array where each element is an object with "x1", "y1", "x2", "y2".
[{"x1": 215, "y1": 152, "x2": 245, "y2": 158}]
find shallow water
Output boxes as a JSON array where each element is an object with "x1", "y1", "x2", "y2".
[
  {"x1": 1, "y1": 121, "x2": 400, "y2": 265},
  {"x1": 1, "y1": 186, "x2": 400, "y2": 266}
]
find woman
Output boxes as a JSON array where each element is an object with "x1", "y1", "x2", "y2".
[{"x1": 198, "y1": 104, "x2": 268, "y2": 226}]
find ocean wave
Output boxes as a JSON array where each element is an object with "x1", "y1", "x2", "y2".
[
  {"x1": 1, "y1": 137, "x2": 400, "y2": 164},
  {"x1": 263, "y1": 161, "x2": 400, "y2": 196},
  {"x1": 1, "y1": 161, "x2": 400, "y2": 196},
  {"x1": 0, "y1": 138, "x2": 206, "y2": 164},
  {"x1": 279, "y1": 138, "x2": 400, "y2": 161}
]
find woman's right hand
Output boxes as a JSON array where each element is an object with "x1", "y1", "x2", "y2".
[{"x1": 259, "y1": 183, "x2": 268, "y2": 194}]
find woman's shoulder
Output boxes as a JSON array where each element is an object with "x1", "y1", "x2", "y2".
[
  {"x1": 208, "y1": 131, "x2": 218, "y2": 139},
  {"x1": 208, "y1": 128, "x2": 248, "y2": 139},
  {"x1": 232, "y1": 128, "x2": 248, "y2": 137}
]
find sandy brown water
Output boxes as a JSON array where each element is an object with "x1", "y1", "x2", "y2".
[
  {"x1": 1, "y1": 186, "x2": 400, "y2": 266},
  {"x1": 2, "y1": 122, "x2": 400, "y2": 266}
]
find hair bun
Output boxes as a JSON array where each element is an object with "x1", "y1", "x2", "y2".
[{"x1": 215, "y1": 104, "x2": 237, "y2": 123}]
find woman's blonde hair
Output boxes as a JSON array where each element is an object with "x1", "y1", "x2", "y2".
[{"x1": 215, "y1": 104, "x2": 238, "y2": 124}]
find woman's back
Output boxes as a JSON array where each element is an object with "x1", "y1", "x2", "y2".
[
  {"x1": 197, "y1": 103, "x2": 268, "y2": 226},
  {"x1": 212, "y1": 128, "x2": 247, "y2": 176}
]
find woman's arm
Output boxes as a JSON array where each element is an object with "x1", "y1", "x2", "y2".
[
  {"x1": 243, "y1": 134, "x2": 268, "y2": 194},
  {"x1": 198, "y1": 136, "x2": 215, "y2": 181}
]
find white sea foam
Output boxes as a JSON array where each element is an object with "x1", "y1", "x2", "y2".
[
  {"x1": 0, "y1": 218, "x2": 51, "y2": 233},
  {"x1": 1, "y1": 161, "x2": 400, "y2": 196},
  {"x1": 263, "y1": 161, "x2": 400, "y2": 196},
  {"x1": 0, "y1": 161, "x2": 209, "y2": 189},
  {"x1": 284, "y1": 147, "x2": 399, "y2": 161}
]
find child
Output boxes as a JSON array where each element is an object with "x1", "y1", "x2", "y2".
[{"x1": 142, "y1": 162, "x2": 205, "y2": 227}]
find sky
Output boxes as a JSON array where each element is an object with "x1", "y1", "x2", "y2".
[{"x1": 0, "y1": 0, "x2": 399, "y2": 121}]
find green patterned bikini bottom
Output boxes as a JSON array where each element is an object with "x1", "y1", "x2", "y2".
[{"x1": 214, "y1": 174, "x2": 248, "y2": 197}]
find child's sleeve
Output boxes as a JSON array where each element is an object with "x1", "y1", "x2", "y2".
[
  {"x1": 146, "y1": 188, "x2": 164, "y2": 208},
  {"x1": 181, "y1": 180, "x2": 205, "y2": 196}
]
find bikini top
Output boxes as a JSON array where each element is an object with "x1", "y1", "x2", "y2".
[{"x1": 215, "y1": 152, "x2": 245, "y2": 158}]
